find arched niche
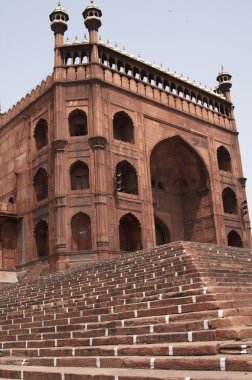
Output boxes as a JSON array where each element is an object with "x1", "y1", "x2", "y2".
[
  {"x1": 222, "y1": 187, "x2": 237, "y2": 214},
  {"x1": 69, "y1": 109, "x2": 88, "y2": 137},
  {"x1": 113, "y1": 111, "x2": 134, "y2": 143},
  {"x1": 227, "y1": 230, "x2": 243, "y2": 248},
  {"x1": 119, "y1": 213, "x2": 143, "y2": 252},
  {"x1": 115, "y1": 161, "x2": 138, "y2": 195},
  {"x1": 71, "y1": 213, "x2": 92, "y2": 251},
  {"x1": 34, "y1": 168, "x2": 48, "y2": 202},
  {"x1": 70, "y1": 161, "x2": 89, "y2": 190},
  {"x1": 217, "y1": 146, "x2": 231, "y2": 172},
  {"x1": 150, "y1": 136, "x2": 215, "y2": 243},
  {"x1": 34, "y1": 119, "x2": 48, "y2": 151},
  {"x1": 35, "y1": 221, "x2": 49, "y2": 258}
]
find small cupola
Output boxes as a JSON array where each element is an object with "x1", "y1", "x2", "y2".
[
  {"x1": 83, "y1": 1, "x2": 102, "y2": 31},
  {"x1": 216, "y1": 66, "x2": 232, "y2": 98},
  {"x1": 50, "y1": 1, "x2": 69, "y2": 34}
]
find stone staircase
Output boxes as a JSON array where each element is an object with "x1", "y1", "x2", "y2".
[{"x1": 0, "y1": 241, "x2": 252, "y2": 380}]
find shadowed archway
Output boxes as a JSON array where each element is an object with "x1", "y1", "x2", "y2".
[
  {"x1": 155, "y1": 217, "x2": 170, "y2": 246},
  {"x1": 150, "y1": 136, "x2": 215, "y2": 243},
  {"x1": 119, "y1": 213, "x2": 143, "y2": 252},
  {"x1": 35, "y1": 221, "x2": 49, "y2": 258},
  {"x1": 228, "y1": 230, "x2": 243, "y2": 248}
]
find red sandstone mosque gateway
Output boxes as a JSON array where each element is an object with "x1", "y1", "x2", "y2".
[{"x1": 0, "y1": 1, "x2": 250, "y2": 271}]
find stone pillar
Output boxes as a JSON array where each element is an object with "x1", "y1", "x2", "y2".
[
  {"x1": 89, "y1": 136, "x2": 109, "y2": 253},
  {"x1": 52, "y1": 140, "x2": 68, "y2": 254}
]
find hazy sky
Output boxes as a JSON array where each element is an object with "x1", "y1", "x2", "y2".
[{"x1": 0, "y1": 1, "x2": 251, "y2": 216}]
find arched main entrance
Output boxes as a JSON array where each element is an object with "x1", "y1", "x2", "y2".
[
  {"x1": 119, "y1": 213, "x2": 143, "y2": 252},
  {"x1": 150, "y1": 136, "x2": 215, "y2": 243}
]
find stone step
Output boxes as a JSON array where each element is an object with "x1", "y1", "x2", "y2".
[
  {"x1": 1, "y1": 354, "x2": 252, "y2": 372},
  {"x1": 3, "y1": 326, "x2": 252, "y2": 350},
  {"x1": 0, "y1": 307, "x2": 238, "y2": 339},
  {"x1": 0, "y1": 276, "x2": 205, "y2": 303},
  {"x1": 0, "y1": 300, "x2": 225, "y2": 332},
  {"x1": 1, "y1": 242, "x2": 252, "y2": 379},
  {"x1": 0, "y1": 364, "x2": 251, "y2": 380},
  {"x1": 2, "y1": 315, "x2": 250, "y2": 344},
  {"x1": 0, "y1": 287, "x2": 214, "y2": 318},
  {"x1": 0, "y1": 341, "x2": 228, "y2": 358}
]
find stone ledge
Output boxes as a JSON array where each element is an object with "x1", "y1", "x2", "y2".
[{"x1": 0, "y1": 270, "x2": 18, "y2": 284}]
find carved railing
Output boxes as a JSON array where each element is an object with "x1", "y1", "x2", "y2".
[
  {"x1": 97, "y1": 44, "x2": 231, "y2": 118},
  {"x1": 59, "y1": 42, "x2": 233, "y2": 129},
  {"x1": 0, "y1": 41, "x2": 233, "y2": 130}
]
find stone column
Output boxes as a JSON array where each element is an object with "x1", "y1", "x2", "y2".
[
  {"x1": 52, "y1": 140, "x2": 68, "y2": 254},
  {"x1": 89, "y1": 136, "x2": 109, "y2": 253}
]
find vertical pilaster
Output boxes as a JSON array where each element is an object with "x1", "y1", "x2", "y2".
[
  {"x1": 52, "y1": 140, "x2": 68, "y2": 254},
  {"x1": 89, "y1": 136, "x2": 109, "y2": 252}
]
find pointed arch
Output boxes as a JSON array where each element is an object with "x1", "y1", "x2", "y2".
[
  {"x1": 115, "y1": 160, "x2": 138, "y2": 195},
  {"x1": 70, "y1": 161, "x2": 89, "y2": 190},
  {"x1": 34, "y1": 119, "x2": 48, "y2": 151},
  {"x1": 113, "y1": 111, "x2": 134, "y2": 143},
  {"x1": 154, "y1": 216, "x2": 170, "y2": 246},
  {"x1": 150, "y1": 135, "x2": 215, "y2": 243},
  {"x1": 227, "y1": 230, "x2": 243, "y2": 248},
  {"x1": 71, "y1": 212, "x2": 92, "y2": 250},
  {"x1": 69, "y1": 109, "x2": 88, "y2": 137},
  {"x1": 34, "y1": 168, "x2": 48, "y2": 202},
  {"x1": 222, "y1": 187, "x2": 237, "y2": 214},
  {"x1": 217, "y1": 146, "x2": 231, "y2": 172},
  {"x1": 34, "y1": 220, "x2": 49, "y2": 258},
  {"x1": 119, "y1": 213, "x2": 143, "y2": 252}
]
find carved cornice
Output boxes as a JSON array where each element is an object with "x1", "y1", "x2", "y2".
[
  {"x1": 52, "y1": 140, "x2": 68, "y2": 152},
  {"x1": 88, "y1": 136, "x2": 107, "y2": 150}
]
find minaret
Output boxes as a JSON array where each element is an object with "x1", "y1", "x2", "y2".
[
  {"x1": 83, "y1": 2, "x2": 109, "y2": 253},
  {"x1": 49, "y1": 1, "x2": 69, "y2": 67},
  {"x1": 82, "y1": 1, "x2": 102, "y2": 63},
  {"x1": 216, "y1": 66, "x2": 232, "y2": 102}
]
